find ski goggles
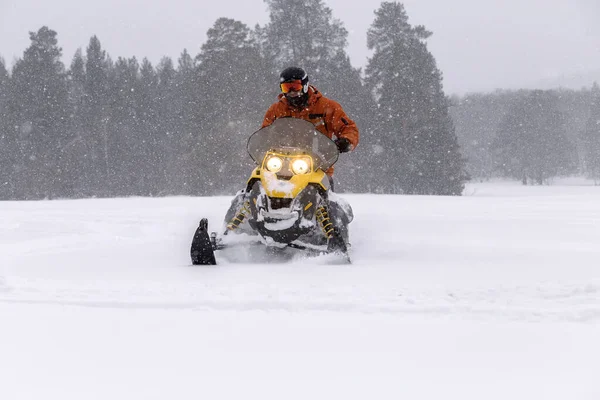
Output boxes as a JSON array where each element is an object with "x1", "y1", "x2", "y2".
[{"x1": 280, "y1": 80, "x2": 304, "y2": 93}]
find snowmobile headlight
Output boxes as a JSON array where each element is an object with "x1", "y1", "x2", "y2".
[
  {"x1": 266, "y1": 156, "x2": 283, "y2": 173},
  {"x1": 291, "y1": 158, "x2": 310, "y2": 175}
]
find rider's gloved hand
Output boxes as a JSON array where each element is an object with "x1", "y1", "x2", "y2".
[{"x1": 335, "y1": 137, "x2": 352, "y2": 153}]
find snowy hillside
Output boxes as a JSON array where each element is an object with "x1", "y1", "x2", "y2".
[{"x1": 1, "y1": 181, "x2": 599, "y2": 400}]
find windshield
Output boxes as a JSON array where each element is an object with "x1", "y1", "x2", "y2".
[{"x1": 247, "y1": 118, "x2": 339, "y2": 171}]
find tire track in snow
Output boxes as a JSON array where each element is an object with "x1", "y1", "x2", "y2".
[{"x1": 1, "y1": 279, "x2": 599, "y2": 323}]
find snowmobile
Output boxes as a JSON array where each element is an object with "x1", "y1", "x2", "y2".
[{"x1": 190, "y1": 117, "x2": 353, "y2": 265}]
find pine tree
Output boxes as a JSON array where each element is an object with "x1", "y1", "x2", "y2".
[
  {"x1": 68, "y1": 50, "x2": 86, "y2": 105},
  {"x1": 135, "y1": 58, "x2": 161, "y2": 195},
  {"x1": 65, "y1": 49, "x2": 90, "y2": 196},
  {"x1": 0, "y1": 58, "x2": 17, "y2": 199},
  {"x1": 106, "y1": 57, "x2": 140, "y2": 195},
  {"x1": 155, "y1": 56, "x2": 179, "y2": 194},
  {"x1": 582, "y1": 83, "x2": 600, "y2": 184},
  {"x1": 259, "y1": 0, "x2": 347, "y2": 76},
  {"x1": 0, "y1": 57, "x2": 8, "y2": 86},
  {"x1": 364, "y1": 2, "x2": 467, "y2": 195},
  {"x1": 84, "y1": 35, "x2": 112, "y2": 195},
  {"x1": 170, "y1": 49, "x2": 202, "y2": 195},
  {"x1": 194, "y1": 17, "x2": 270, "y2": 194},
  {"x1": 10, "y1": 26, "x2": 72, "y2": 199},
  {"x1": 492, "y1": 90, "x2": 577, "y2": 184}
]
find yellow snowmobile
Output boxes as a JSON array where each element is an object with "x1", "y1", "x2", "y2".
[{"x1": 190, "y1": 117, "x2": 353, "y2": 265}]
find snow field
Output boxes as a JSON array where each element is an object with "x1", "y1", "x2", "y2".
[{"x1": 1, "y1": 181, "x2": 599, "y2": 399}]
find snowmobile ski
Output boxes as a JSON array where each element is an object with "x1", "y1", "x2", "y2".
[
  {"x1": 327, "y1": 227, "x2": 351, "y2": 264},
  {"x1": 190, "y1": 218, "x2": 217, "y2": 265}
]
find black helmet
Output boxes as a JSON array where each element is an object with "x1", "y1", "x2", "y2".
[
  {"x1": 279, "y1": 67, "x2": 309, "y2": 94},
  {"x1": 279, "y1": 67, "x2": 309, "y2": 108}
]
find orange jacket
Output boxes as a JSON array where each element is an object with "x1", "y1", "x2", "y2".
[{"x1": 262, "y1": 85, "x2": 359, "y2": 175}]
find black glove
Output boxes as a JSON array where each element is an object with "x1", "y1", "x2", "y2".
[{"x1": 335, "y1": 137, "x2": 352, "y2": 153}]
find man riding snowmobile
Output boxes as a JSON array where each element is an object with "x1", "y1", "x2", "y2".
[{"x1": 263, "y1": 66, "x2": 360, "y2": 185}]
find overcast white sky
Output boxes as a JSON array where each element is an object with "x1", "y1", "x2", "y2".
[{"x1": 1, "y1": 0, "x2": 599, "y2": 94}]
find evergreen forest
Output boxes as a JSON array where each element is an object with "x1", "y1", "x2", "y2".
[{"x1": 0, "y1": 1, "x2": 598, "y2": 200}]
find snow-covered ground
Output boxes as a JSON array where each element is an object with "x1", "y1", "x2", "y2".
[{"x1": 1, "y1": 180, "x2": 599, "y2": 400}]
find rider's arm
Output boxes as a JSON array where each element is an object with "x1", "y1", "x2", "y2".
[
  {"x1": 262, "y1": 103, "x2": 280, "y2": 128},
  {"x1": 327, "y1": 100, "x2": 359, "y2": 150}
]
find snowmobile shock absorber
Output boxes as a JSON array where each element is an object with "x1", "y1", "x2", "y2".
[
  {"x1": 226, "y1": 201, "x2": 251, "y2": 231},
  {"x1": 316, "y1": 206, "x2": 334, "y2": 239}
]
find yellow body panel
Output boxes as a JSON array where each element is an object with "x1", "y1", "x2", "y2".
[{"x1": 247, "y1": 151, "x2": 329, "y2": 198}]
